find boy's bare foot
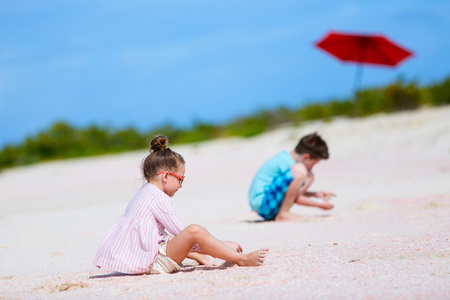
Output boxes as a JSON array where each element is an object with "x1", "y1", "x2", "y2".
[
  {"x1": 274, "y1": 211, "x2": 303, "y2": 222},
  {"x1": 238, "y1": 248, "x2": 269, "y2": 266},
  {"x1": 319, "y1": 202, "x2": 334, "y2": 210}
]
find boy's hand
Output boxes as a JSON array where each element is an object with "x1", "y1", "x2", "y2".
[{"x1": 315, "y1": 191, "x2": 336, "y2": 201}]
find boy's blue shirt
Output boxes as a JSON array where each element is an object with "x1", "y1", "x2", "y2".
[{"x1": 248, "y1": 150, "x2": 296, "y2": 211}]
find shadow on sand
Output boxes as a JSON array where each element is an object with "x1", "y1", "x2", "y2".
[
  {"x1": 241, "y1": 214, "x2": 332, "y2": 223},
  {"x1": 89, "y1": 272, "x2": 140, "y2": 279},
  {"x1": 178, "y1": 261, "x2": 236, "y2": 273},
  {"x1": 89, "y1": 261, "x2": 236, "y2": 279}
]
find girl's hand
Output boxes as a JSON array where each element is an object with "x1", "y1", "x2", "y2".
[
  {"x1": 316, "y1": 191, "x2": 336, "y2": 201},
  {"x1": 223, "y1": 241, "x2": 243, "y2": 253}
]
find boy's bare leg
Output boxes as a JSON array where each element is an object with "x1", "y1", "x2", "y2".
[
  {"x1": 299, "y1": 172, "x2": 314, "y2": 195},
  {"x1": 275, "y1": 164, "x2": 307, "y2": 221},
  {"x1": 167, "y1": 224, "x2": 268, "y2": 266}
]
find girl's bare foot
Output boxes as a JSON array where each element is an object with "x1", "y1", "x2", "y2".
[{"x1": 238, "y1": 248, "x2": 269, "y2": 266}]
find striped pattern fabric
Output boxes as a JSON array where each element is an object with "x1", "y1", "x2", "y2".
[{"x1": 93, "y1": 183, "x2": 185, "y2": 274}]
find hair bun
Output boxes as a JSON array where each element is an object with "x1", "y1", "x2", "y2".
[{"x1": 150, "y1": 135, "x2": 169, "y2": 153}]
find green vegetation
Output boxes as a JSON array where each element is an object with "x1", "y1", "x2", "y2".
[{"x1": 1, "y1": 76, "x2": 449, "y2": 170}]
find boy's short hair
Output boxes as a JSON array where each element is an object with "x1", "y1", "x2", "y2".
[{"x1": 295, "y1": 133, "x2": 329, "y2": 159}]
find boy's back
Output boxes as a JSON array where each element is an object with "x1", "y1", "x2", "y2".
[{"x1": 248, "y1": 150, "x2": 295, "y2": 211}]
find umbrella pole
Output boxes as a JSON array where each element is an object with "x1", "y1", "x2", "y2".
[
  {"x1": 354, "y1": 62, "x2": 364, "y2": 94},
  {"x1": 352, "y1": 62, "x2": 364, "y2": 117}
]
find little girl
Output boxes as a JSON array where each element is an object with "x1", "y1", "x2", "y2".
[{"x1": 93, "y1": 135, "x2": 268, "y2": 274}]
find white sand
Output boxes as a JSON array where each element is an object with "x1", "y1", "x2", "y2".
[{"x1": 1, "y1": 106, "x2": 449, "y2": 299}]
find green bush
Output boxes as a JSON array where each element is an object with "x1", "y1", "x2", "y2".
[
  {"x1": 427, "y1": 77, "x2": 450, "y2": 105},
  {"x1": 224, "y1": 114, "x2": 267, "y2": 137},
  {"x1": 384, "y1": 80, "x2": 421, "y2": 111},
  {"x1": 355, "y1": 87, "x2": 387, "y2": 116},
  {"x1": 326, "y1": 99, "x2": 354, "y2": 117},
  {"x1": 1, "y1": 75, "x2": 449, "y2": 170},
  {"x1": 294, "y1": 103, "x2": 331, "y2": 121},
  {"x1": 174, "y1": 122, "x2": 222, "y2": 144}
]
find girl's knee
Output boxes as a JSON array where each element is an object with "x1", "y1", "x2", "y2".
[{"x1": 185, "y1": 224, "x2": 207, "y2": 237}]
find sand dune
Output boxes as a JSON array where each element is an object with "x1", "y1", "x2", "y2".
[{"x1": 1, "y1": 106, "x2": 449, "y2": 299}]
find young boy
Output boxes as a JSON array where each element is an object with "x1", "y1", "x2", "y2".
[{"x1": 249, "y1": 133, "x2": 336, "y2": 222}]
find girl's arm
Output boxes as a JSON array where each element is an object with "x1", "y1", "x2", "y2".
[
  {"x1": 152, "y1": 194, "x2": 185, "y2": 236},
  {"x1": 152, "y1": 194, "x2": 204, "y2": 252}
]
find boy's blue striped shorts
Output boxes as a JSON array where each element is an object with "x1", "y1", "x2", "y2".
[{"x1": 258, "y1": 169, "x2": 293, "y2": 220}]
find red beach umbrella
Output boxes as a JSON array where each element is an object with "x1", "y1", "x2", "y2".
[{"x1": 315, "y1": 31, "x2": 413, "y2": 90}]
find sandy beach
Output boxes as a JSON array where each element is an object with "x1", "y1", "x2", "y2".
[{"x1": 1, "y1": 106, "x2": 449, "y2": 299}]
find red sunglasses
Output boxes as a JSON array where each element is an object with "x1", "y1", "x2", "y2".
[{"x1": 157, "y1": 171, "x2": 185, "y2": 185}]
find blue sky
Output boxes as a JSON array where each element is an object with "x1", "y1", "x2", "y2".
[{"x1": 1, "y1": 1, "x2": 449, "y2": 147}]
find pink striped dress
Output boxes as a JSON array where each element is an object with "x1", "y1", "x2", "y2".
[{"x1": 93, "y1": 183, "x2": 185, "y2": 274}]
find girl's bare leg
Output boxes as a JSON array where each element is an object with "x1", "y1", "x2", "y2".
[
  {"x1": 187, "y1": 252, "x2": 213, "y2": 265},
  {"x1": 187, "y1": 241, "x2": 243, "y2": 265},
  {"x1": 166, "y1": 224, "x2": 268, "y2": 266}
]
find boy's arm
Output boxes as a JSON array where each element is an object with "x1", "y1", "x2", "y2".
[
  {"x1": 295, "y1": 193, "x2": 334, "y2": 210},
  {"x1": 305, "y1": 191, "x2": 336, "y2": 201},
  {"x1": 299, "y1": 170, "x2": 336, "y2": 201}
]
